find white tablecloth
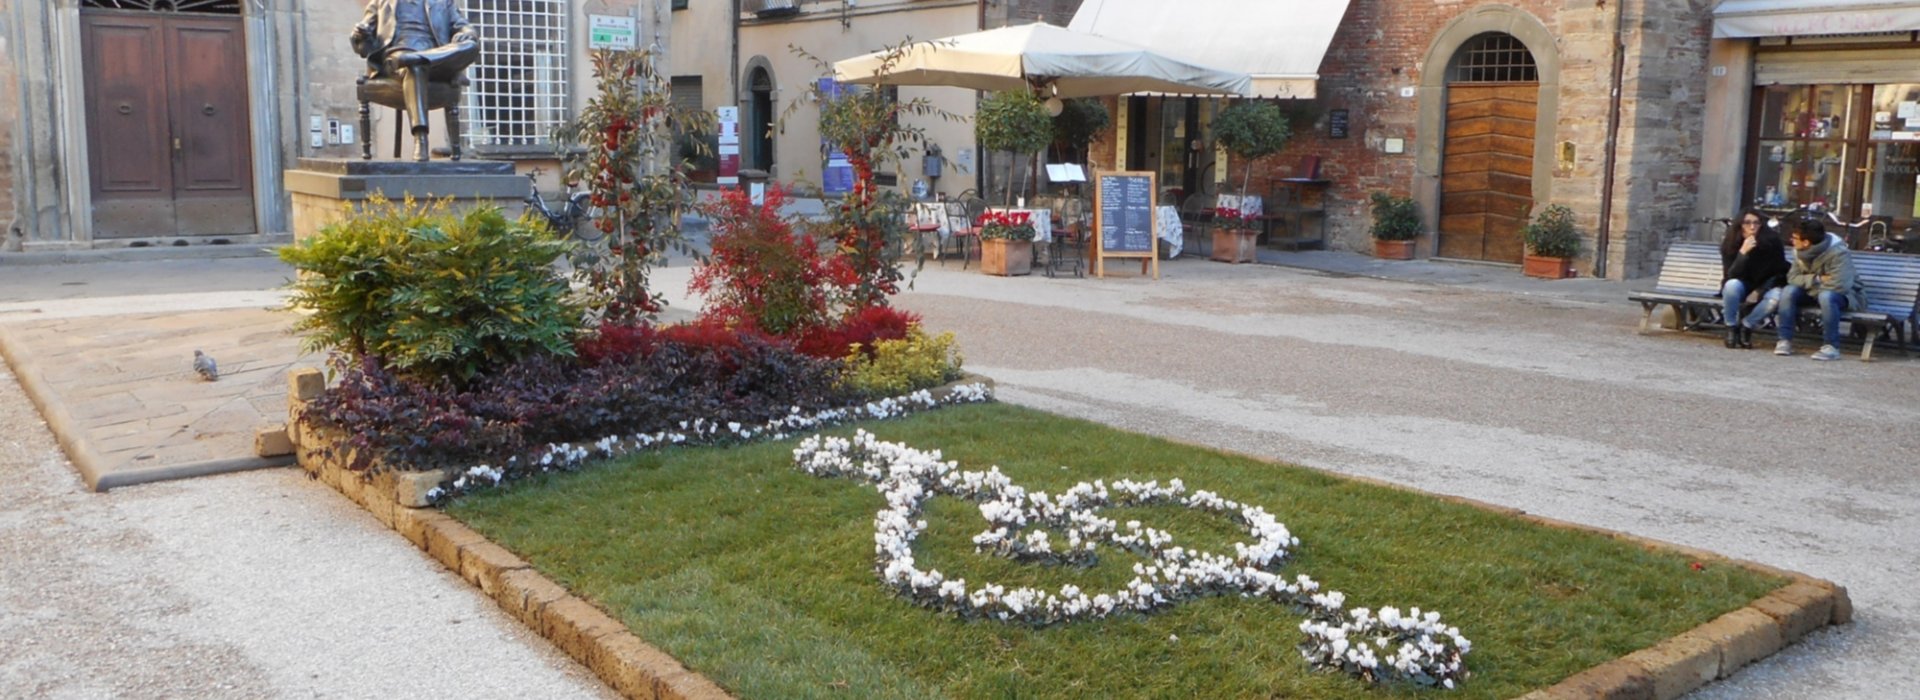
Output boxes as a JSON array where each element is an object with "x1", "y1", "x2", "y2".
[
  {"x1": 908, "y1": 203, "x2": 949, "y2": 237},
  {"x1": 1156, "y1": 205, "x2": 1184, "y2": 258},
  {"x1": 986, "y1": 207, "x2": 1053, "y2": 243}
]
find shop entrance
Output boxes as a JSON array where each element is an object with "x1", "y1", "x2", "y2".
[
  {"x1": 80, "y1": 1, "x2": 255, "y2": 238},
  {"x1": 1438, "y1": 33, "x2": 1538, "y2": 264}
]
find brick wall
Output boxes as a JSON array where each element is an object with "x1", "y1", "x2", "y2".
[{"x1": 1237, "y1": 0, "x2": 1711, "y2": 279}]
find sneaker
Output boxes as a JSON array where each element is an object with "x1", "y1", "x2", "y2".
[
  {"x1": 1773, "y1": 340, "x2": 1793, "y2": 356},
  {"x1": 1811, "y1": 345, "x2": 1841, "y2": 361}
]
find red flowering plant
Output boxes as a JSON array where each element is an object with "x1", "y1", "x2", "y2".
[
  {"x1": 788, "y1": 41, "x2": 959, "y2": 308},
  {"x1": 979, "y1": 209, "x2": 1038, "y2": 241},
  {"x1": 1213, "y1": 206, "x2": 1256, "y2": 234},
  {"x1": 690, "y1": 185, "x2": 858, "y2": 337},
  {"x1": 554, "y1": 49, "x2": 715, "y2": 324}
]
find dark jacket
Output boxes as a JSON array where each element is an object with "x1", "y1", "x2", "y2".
[
  {"x1": 1720, "y1": 228, "x2": 1788, "y2": 294},
  {"x1": 351, "y1": 0, "x2": 477, "y2": 63}
]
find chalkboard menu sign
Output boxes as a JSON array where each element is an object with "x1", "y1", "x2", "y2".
[
  {"x1": 1092, "y1": 170, "x2": 1160, "y2": 279},
  {"x1": 1329, "y1": 109, "x2": 1350, "y2": 139}
]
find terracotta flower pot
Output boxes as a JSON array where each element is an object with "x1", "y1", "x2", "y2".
[
  {"x1": 1523, "y1": 254, "x2": 1574, "y2": 279},
  {"x1": 980, "y1": 238, "x2": 1032, "y2": 277},
  {"x1": 1374, "y1": 239, "x2": 1415, "y2": 260},
  {"x1": 1211, "y1": 229, "x2": 1259, "y2": 264}
]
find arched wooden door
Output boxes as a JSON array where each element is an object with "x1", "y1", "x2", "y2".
[{"x1": 1438, "y1": 34, "x2": 1537, "y2": 263}]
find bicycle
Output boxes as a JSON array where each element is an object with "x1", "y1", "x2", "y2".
[{"x1": 523, "y1": 172, "x2": 599, "y2": 242}]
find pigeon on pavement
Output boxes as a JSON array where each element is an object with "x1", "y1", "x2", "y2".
[{"x1": 193, "y1": 350, "x2": 219, "y2": 382}]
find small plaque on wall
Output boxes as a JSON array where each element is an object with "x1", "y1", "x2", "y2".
[{"x1": 1329, "y1": 109, "x2": 1350, "y2": 139}]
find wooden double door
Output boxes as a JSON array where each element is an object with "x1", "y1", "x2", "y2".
[
  {"x1": 1438, "y1": 83, "x2": 1536, "y2": 263},
  {"x1": 81, "y1": 10, "x2": 255, "y2": 238}
]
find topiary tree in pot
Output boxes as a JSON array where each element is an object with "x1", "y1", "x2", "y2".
[
  {"x1": 976, "y1": 90, "x2": 1055, "y2": 207},
  {"x1": 1213, "y1": 101, "x2": 1293, "y2": 200},
  {"x1": 1521, "y1": 203, "x2": 1581, "y2": 279},
  {"x1": 1369, "y1": 192, "x2": 1421, "y2": 260}
]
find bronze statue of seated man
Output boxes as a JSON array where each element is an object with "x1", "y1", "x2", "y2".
[{"x1": 351, "y1": 0, "x2": 480, "y2": 161}]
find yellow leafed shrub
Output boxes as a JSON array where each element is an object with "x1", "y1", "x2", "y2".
[{"x1": 841, "y1": 327, "x2": 963, "y2": 397}]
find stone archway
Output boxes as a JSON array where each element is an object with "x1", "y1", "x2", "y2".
[{"x1": 1413, "y1": 5, "x2": 1560, "y2": 260}]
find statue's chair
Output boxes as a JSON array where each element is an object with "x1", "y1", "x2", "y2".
[{"x1": 356, "y1": 72, "x2": 468, "y2": 161}]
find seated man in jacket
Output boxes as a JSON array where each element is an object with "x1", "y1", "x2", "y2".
[
  {"x1": 351, "y1": 0, "x2": 480, "y2": 161},
  {"x1": 1771, "y1": 217, "x2": 1869, "y2": 360}
]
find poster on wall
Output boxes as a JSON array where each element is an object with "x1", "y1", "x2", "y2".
[
  {"x1": 819, "y1": 78, "x2": 855, "y2": 195},
  {"x1": 716, "y1": 106, "x2": 740, "y2": 186}
]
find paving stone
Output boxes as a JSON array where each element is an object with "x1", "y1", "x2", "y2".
[
  {"x1": 1751, "y1": 581, "x2": 1836, "y2": 644},
  {"x1": 1623, "y1": 633, "x2": 1720, "y2": 699},
  {"x1": 1694, "y1": 607, "x2": 1785, "y2": 678}
]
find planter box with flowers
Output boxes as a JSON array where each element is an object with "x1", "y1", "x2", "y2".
[
  {"x1": 1369, "y1": 191, "x2": 1421, "y2": 260},
  {"x1": 979, "y1": 209, "x2": 1036, "y2": 276},
  {"x1": 1522, "y1": 204, "x2": 1581, "y2": 279},
  {"x1": 1210, "y1": 206, "x2": 1260, "y2": 263}
]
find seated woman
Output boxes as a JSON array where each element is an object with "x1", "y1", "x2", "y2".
[{"x1": 1720, "y1": 210, "x2": 1788, "y2": 348}]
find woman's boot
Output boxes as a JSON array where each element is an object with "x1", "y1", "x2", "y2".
[{"x1": 1726, "y1": 326, "x2": 1740, "y2": 348}]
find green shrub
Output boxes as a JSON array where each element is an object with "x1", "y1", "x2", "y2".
[
  {"x1": 1523, "y1": 203, "x2": 1583, "y2": 258},
  {"x1": 1213, "y1": 101, "x2": 1292, "y2": 195},
  {"x1": 279, "y1": 198, "x2": 581, "y2": 384},
  {"x1": 841, "y1": 327, "x2": 963, "y2": 397},
  {"x1": 1368, "y1": 191, "x2": 1422, "y2": 241}
]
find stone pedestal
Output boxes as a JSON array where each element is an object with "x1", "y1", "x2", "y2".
[{"x1": 284, "y1": 158, "x2": 525, "y2": 243}]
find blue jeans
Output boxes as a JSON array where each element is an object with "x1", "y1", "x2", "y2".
[
  {"x1": 1776, "y1": 286, "x2": 1850, "y2": 347},
  {"x1": 1724, "y1": 279, "x2": 1777, "y2": 330}
]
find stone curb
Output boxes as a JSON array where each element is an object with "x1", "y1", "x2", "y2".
[
  {"x1": 1171, "y1": 437, "x2": 1850, "y2": 700},
  {"x1": 0, "y1": 326, "x2": 293, "y2": 491}
]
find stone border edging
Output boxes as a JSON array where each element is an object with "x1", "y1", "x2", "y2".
[
  {"x1": 288, "y1": 366, "x2": 1842, "y2": 700},
  {"x1": 1169, "y1": 437, "x2": 1849, "y2": 700}
]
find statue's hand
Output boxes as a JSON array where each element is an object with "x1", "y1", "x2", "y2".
[{"x1": 351, "y1": 22, "x2": 373, "y2": 41}]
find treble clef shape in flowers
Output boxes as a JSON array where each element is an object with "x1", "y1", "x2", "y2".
[{"x1": 792, "y1": 430, "x2": 1472, "y2": 689}]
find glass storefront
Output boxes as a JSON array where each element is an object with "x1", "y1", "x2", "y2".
[{"x1": 1748, "y1": 80, "x2": 1920, "y2": 244}]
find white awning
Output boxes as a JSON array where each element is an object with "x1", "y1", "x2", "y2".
[
  {"x1": 1714, "y1": 0, "x2": 1920, "y2": 39},
  {"x1": 1068, "y1": 0, "x2": 1351, "y2": 99}
]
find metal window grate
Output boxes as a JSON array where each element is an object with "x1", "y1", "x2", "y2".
[
  {"x1": 1452, "y1": 33, "x2": 1537, "y2": 83},
  {"x1": 80, "y1": 0, "x2": 240, "y2": 12},
  {"x1": 465, "y1": 0, "x2": 570, "y2": 149}
]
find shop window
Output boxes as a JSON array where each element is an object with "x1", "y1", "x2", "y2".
[
  {"x1": 1751, "y1": 85, "x2": 1856, "y2": 212},
  {"x1": 1864, "y1": 84, "x2": 1920, "y2": 225},
  {"x1": 464, "y1": 0, "x2": 570, "y2": 150}
]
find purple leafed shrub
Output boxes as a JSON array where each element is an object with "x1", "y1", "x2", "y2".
[{"x1": 301, "y1": 332, "x2": 852, "y2": 474}]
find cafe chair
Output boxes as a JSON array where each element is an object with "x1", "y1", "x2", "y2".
[
  {"x1": 942, "y1": 199, "x2": 979, "y2": 269},
  {"x1": 1048, "y1": 196, "x2": 1088, "y2": 278}
]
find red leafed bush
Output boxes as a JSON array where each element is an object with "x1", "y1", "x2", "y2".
[
  {"x1": 691, "y1": 186, "x2": 857, "y2": 337},
  {"x1": 574, "y1": 320, "x2": 664, "y2": 366},
  {"x1": 794, "y1": 306, "x2": 921, "y2": 359}
]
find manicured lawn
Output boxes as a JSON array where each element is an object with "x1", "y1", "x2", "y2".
[{"x1": 449, "y1": 402, "x2": 1785, "y2": 699}]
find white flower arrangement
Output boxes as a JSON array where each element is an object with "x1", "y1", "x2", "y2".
[
  {"x1": 426, "y1": 383, "x2": 994, "y2": 502},
  {"x1": 791, "y1": 430, "x2": 1471, "y2": 689}
]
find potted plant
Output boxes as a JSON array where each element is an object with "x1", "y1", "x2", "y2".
[
  {"x1": 1368, "y1": 191, "x2": 1420, "y2": 260},
  {"x1": 1212, "y1": 102, "x2": 1292, "y2": 263},
  {"x1": 978, "y1": 209, "x2": 1037, "y2": 276},
  {"x1": 1210, "y1": 205, "x2": 1259, "y2": 263},
  {"x1": 976, "y1": 91, "x2": 1055, "y2": 206},
  {"x1": 1521, "y1": 204, "x2": 1581, "y2": 279}
]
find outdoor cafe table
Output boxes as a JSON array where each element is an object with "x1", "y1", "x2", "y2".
[{"x1": 986, "y1": 207, "x2": 1054, "y2": 244}]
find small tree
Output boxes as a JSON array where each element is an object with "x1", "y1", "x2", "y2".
[
  {"x1": 788, "y1": 41, "x2": 961, "y2": 309},
  {"x1": 1212, "y1": 101, "x2": 1292, "y2": 197},
  {"x1": 976, "y1": 90, "x2": 1054, "y2": 206},
  {"x1": 1050, "y1": 98, "x2": 1110, "y2": 167},
  {"x1": 554, "y1": 49, "x2": 715, "y2": 324}
]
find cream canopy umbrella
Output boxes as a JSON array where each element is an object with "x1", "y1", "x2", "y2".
[{"x1": 832, "y1": 22, "x2": 1251, "y2": 98}]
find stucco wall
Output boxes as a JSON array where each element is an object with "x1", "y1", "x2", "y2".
[{"x1": 738, "y1": 0, "x2": 978, "y2": 200}]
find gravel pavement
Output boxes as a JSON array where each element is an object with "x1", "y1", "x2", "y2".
[{"x1": 890, "y1": 259, "x2": 1917, "y2": 699}]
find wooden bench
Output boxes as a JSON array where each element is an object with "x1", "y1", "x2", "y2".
[
  {"x1": 1629, "y1": 242, "x2": 1725, "y2": 333},
  {"x1": 1631, "y1": 242, "x2": 1920, "y2": 360}
]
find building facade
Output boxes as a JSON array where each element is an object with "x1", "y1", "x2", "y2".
[{"x1": 1, "y1": 0, "x2": 671, "y2": 251}]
